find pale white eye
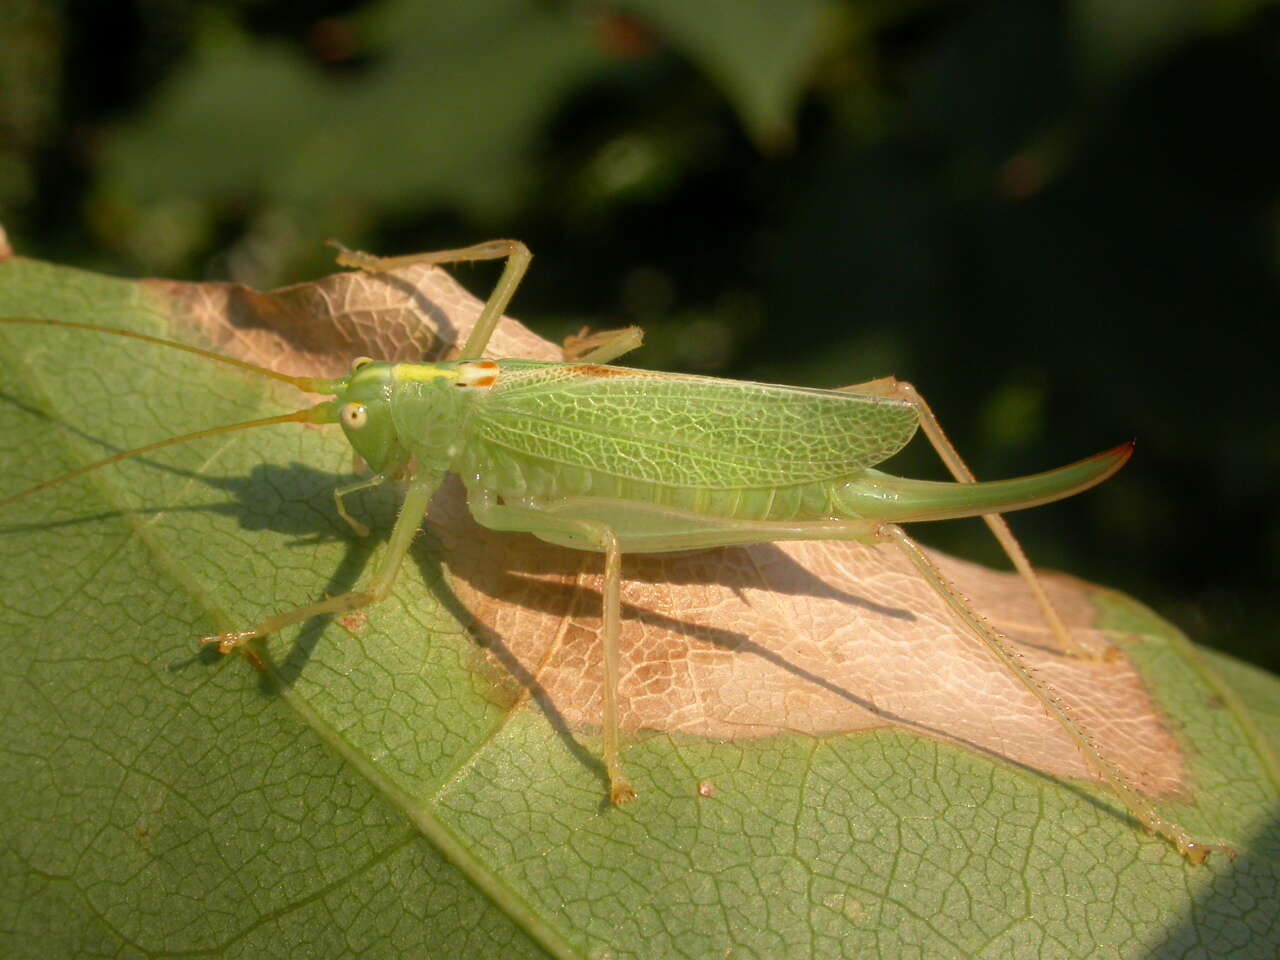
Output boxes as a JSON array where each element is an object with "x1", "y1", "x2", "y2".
[
  {"x1": 351, "y1": 356, "x2": 374, "y2": 372},
  {"x1": 340, "y1": 402, "x2": 368, "y2": 429}
]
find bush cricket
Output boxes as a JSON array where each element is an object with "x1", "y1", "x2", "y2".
[{"x1": 0, "y1": 239, "x2": 1232, "y2": 864}]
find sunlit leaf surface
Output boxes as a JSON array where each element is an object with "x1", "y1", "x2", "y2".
[{"x1": 1, "y1": 251, "x2": 1277, "y2": 958}]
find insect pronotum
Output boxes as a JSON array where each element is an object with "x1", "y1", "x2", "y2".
[{"x1": 0, "y1": 239, "x2": 1232, "y2": 864}]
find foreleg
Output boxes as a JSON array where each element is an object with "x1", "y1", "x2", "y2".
[
  {"x1": 203, "y1": 473, "x2": 439, "y2": 653},
  {"x1": 332, "y1": 472, "x2": 389, "y2": 538}
]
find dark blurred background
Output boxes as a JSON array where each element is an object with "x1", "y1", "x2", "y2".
[{"x1": 2, "y1": 0, "x2": 1276, "y2": 672}]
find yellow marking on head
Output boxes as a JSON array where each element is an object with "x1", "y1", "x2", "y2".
[{"x1": 393, "y1": 363, "x2": 459, "y2": 384}]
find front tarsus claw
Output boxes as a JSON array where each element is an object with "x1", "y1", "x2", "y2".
[
  {"x1": 200, "y1": 630, "x2": 261, "y2": 655},
  {"x1": 1182, "y1": 841, "x2": 1236, "y2": 866},
  {"x1": 610, "y1": 781, "x2": 637, "y2": 805}
]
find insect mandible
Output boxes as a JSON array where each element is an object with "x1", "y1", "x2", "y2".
[{"x1": 0, "y1": 239, "x2": 1232, "y2": 864}]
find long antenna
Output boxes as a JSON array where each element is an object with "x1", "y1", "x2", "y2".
[
  {"x1": 0, "y1": 404, "x2": 337, "y2": 510},
  {"x1": 0, "y1": 317, "x2": 339, "y2": 394}
]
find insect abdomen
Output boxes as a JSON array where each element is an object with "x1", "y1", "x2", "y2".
[{"x1": 456, "y1": 437, "x2": 847, "y2": 521}]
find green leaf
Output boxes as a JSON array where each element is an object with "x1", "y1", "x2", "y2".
[
  {"x1": 98, "y1": 0, "x2": 832, "y2": 242},
  {"x1": 2, "y1": 250, "x2": 1278, "y2": 958},
  {"x1": 616, "y1": 0, "x2": 829, "y2": 147},
  {"x1": 98, "y1": 0, "x2": 609, "y2": 222},
  {"x1": 1071, "y1": 0, "x2": 1272, "y2": 87}
]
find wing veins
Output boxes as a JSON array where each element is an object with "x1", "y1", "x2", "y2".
[{"x1": 474, "y1": 366, "x2": 920, "y2": 487}]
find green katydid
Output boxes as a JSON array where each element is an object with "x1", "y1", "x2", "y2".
[{"x1": 0, "y1": 239, "x2": 1232, "y2": 865}]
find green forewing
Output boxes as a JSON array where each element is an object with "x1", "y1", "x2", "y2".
[{"x1": 472, "y1": 363, "x2": 919, "y2": 489}]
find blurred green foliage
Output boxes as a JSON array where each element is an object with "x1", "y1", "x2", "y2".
[{"x1": 1, "y1": 0, "x2": 1277, "y2": 671}]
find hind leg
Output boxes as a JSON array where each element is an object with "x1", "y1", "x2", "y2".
[{"x1": 839, "y1": 376, "x2": 1100, "y2": 659}]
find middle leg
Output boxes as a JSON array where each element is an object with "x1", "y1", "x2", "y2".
[
  {"x1": 467, "y1": 489, "x2": 636, "y2": 804},
  {"x1": 562, "y1": 325, "x2": 645, "y2": 364},
  {"x1": 330, "y1": 238, "x2": 532, "y2": 362}
]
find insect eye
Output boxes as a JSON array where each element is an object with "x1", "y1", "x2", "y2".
[
  {"x1": 351, "y1": 356, "x2": 374, "y2": 372},
  {"x1": 340, "y1": 402, "x2": 368, "y2": 429}
]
